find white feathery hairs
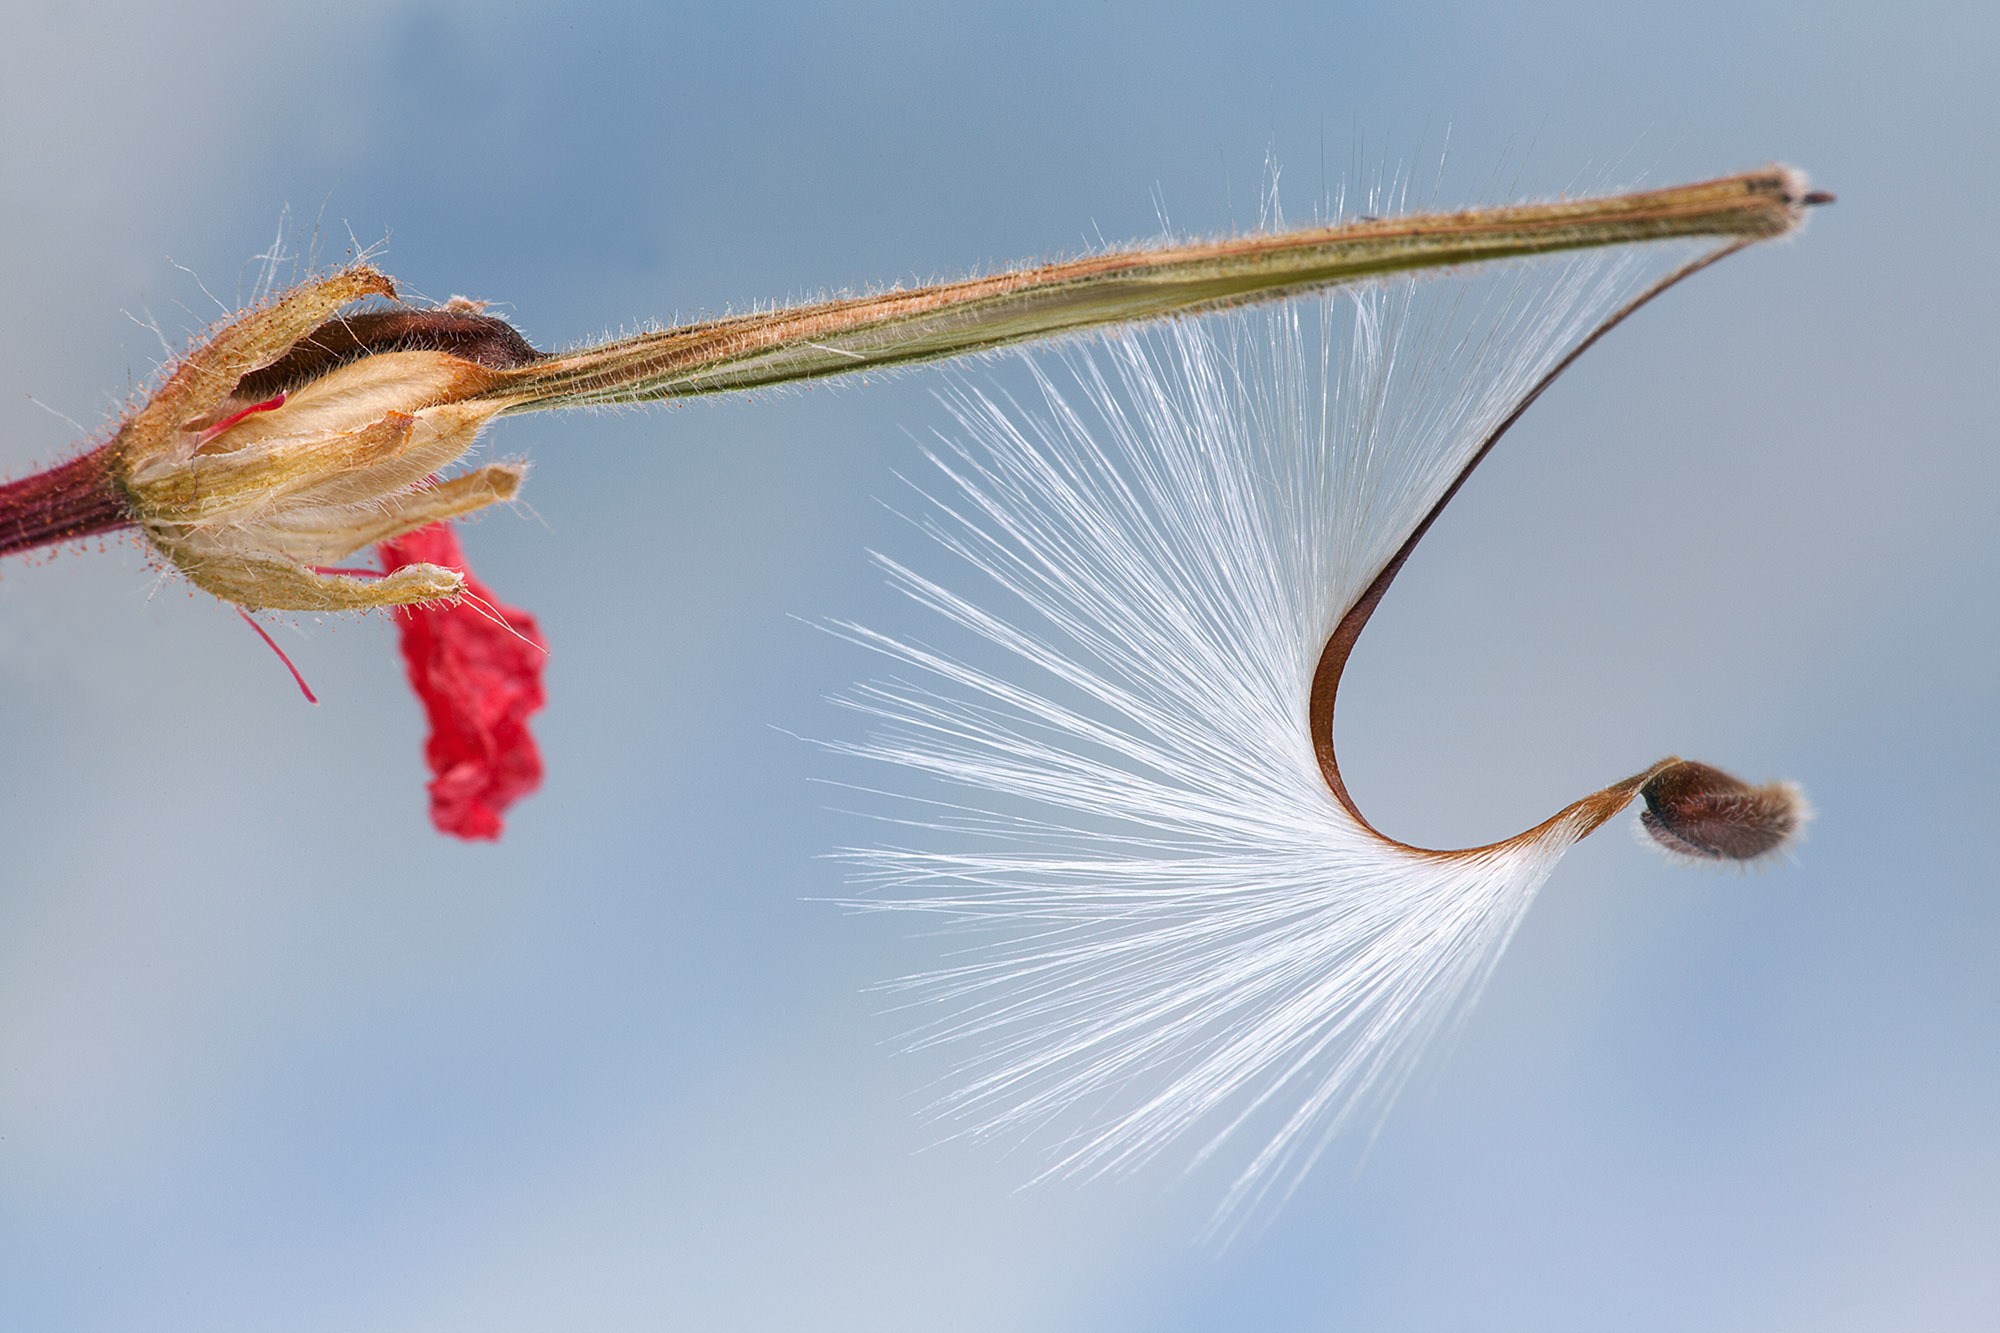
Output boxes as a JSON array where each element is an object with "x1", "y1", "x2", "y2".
[{"x1": 828, "y1": 178, "x2": 1816, "y2": 1238}]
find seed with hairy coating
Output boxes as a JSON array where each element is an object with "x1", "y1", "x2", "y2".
[{"x1": 1639, "y1": 760, "x2": 1807, "y2": 863}]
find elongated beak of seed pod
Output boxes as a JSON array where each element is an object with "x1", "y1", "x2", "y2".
[
  {"x1": 108, "y1": 267, "x2": 539, "y2": 612},
  {"x1": 85, "y1": 169, "x2": 1818, "y2": 614}
]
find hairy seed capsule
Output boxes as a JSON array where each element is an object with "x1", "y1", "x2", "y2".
[{"x1": 1639, "y1": 759, "x2": 1808, "y2": 863}]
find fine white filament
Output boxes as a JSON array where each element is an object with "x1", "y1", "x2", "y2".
[{"x1": 831, "y1": 235, "x2": 1725, "y2": 1237}]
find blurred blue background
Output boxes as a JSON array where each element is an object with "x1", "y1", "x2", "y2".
[{"x1": 0, "y1": 2, "x2": 1993, "y2": 1328}]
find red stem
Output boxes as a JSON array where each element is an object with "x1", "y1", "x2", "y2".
[{"x1": 0, "y1": 445, "x2": 133, "y2": 558}]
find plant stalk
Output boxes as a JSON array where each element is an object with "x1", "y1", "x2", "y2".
[
  {"x1": 0, "y1": 444, "x2": 131, "y2": 559},
  {"x1": 480, "y1": 168, "x2": 1816, "y2": 410}
]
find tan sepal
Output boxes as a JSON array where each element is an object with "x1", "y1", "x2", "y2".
[
  {"x1": 278, "y1": 402, "x2": 503, "y2": 512},
  {"x1": 127, "y1": 410, "x2": 417, "y2": 521},
  {"x1": 258, "y1": 463, "x2": 524, "y2": 565},
  {"x1": 123, "y1": 361, "x2": 505, "y2": 519},
  {"x1": 169, "y1": 544, "x2": 465, "y2": 613},
  {"x1": 116, "y1": 266, "x2": 396, "y2": 474}
]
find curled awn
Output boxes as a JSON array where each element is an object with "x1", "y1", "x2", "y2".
[{"x1": 832, "y1": 177, "x2": 1820, "y2": 1236}]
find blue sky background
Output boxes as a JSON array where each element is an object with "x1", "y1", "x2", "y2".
[{"x1": 1, "y1": 2, "x2": 1994, "y2": 1329}]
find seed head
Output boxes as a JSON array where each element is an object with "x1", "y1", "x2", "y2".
[{"x1": 108, "y1": 267, "x2": 535, "y2": 611}]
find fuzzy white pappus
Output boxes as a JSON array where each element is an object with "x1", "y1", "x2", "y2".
[{"x1": 826, "y1": 236, "x2": 1807, "y2": 1239}]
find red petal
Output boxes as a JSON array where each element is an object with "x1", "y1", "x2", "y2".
[{"x1": 378, "y1": 522, "x2": 547, "y2": 840}]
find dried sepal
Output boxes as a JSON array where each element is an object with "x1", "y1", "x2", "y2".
[
  {"x1": 107, "y1": 268, "x2": 530, "y2": 612},
  {"x1": 118, "y1": 266, "x2": 397, "y2": 468}
]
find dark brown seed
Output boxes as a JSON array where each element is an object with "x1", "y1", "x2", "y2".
[
  {"x1": 1639, "y1": 760, "x2": 1805, "y2": 863},
  {"x1": 235, "y1": 307, "x2": 546, "y2": 400}
]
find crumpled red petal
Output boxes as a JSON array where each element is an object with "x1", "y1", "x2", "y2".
[{"x1": 378, "y1": 522, "x2": 547, "y2": 840}]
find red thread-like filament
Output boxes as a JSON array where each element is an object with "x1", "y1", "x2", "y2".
[
  {"x1": 236, "y1": 606, "x2": 319, "y2": 704},
  {"x1": 200, "y1": 391, "x2": 287, "y2": 444}
]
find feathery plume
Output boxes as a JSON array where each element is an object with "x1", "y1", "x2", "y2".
[{"x1": 830, "y1": 189, "x2": 1819, "y2": 1236}]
